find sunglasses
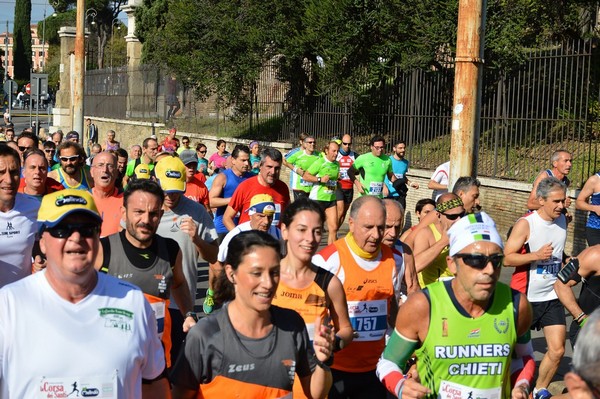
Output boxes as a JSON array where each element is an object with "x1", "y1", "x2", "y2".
[
  {"x1": 305, "y1": 141, "x2": 316, "y2": 144},
  {"x1": 342, "y1": 142, "x2": 352, "y2": 145},
  {"x1": 441, "y1": 211, "x2": 465, "y2": 220},
  {"x1": 454, "y1": 253, "x2": 504, "y2": 269},
  {"x1": 60, "y1": 155, "x2": 80, "y2": 162},
  {"x1": 18, "y1": 146, "x2": 33, "y2": 152},
  {"x1": 45, "y1": 223, "x2": 100, "y2": 239},
  {"x1": 198, "y1": 150, "x2": 207, "y2": 154},
  {"x1": 44, "y1": 149, "x2": 55, "y2": 153}
]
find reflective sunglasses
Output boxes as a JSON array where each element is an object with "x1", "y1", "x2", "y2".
[
  {"x1": 441, "y1": 211, "x2": 465, "y2": 220},
  {"x1": 45, "y1": 223, "x2": 100, "y2": 239},
  {"x1": 60, "y1": 155, "x2": 80, "y2": 162},
  {"x1": 454, "y1": 253, "x2": 504, "y2": 269}
]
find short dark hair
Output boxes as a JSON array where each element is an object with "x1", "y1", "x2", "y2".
[
  {"x1": 0, "y1": 143, "x2": 21, "y2": 169},
  {"x1": 116, "y1": 148, "x2": 128, "y2": 159},
  {"x1": 43, "y1": 140, "x2": 56, "y2": 150},
  {"x1": 17, "y1": 131, "x2": 39, "y2": 148},
  {"x1": 415, "y1": 198, "x2": 436, "y2": 214},
  {"x1": 57, "y1": 141, "x2": 85, "y2": 159},
  {"x1": 143, "y1": 137, "x2": 157, "y2": 149},
  {"x1": 123, "y1": 178, "x2": 164, "y2": 209},
  {"x1": 260, "y1": 147, "x2": 282, "y2": 164},
  {"x1": 23, "y1": 148, "x2": 48, "y2": 167},
  {"x1": 232, "y1": 144, "x2": 250, "y2": 158},
  {"x1": 370, "y1": 136, "x2": 386, "y2": 146}
]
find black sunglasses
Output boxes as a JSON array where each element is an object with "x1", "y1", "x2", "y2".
[
  {"x1": 441, "y1": 211, "x2": 465, "y2": 220},
  {"x1": 454, "y1": 253, "x2": 504, "y2": 269},
  {"x1": 18, "y1": 146, "x2": 33, "y2": 152},
  {"x1": 45, "y1": 223, "x2": 100, "y2": 239},
  {"x1": 342, "y1": 142, "x2": 352, "y2": 145},
  {"x1": 198, "y1": 150, "x2": 207, "y2": 154}
]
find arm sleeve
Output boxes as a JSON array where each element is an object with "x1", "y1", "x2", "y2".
[
  {"x1": 510, "y1": 331, "x2": 535, "y2": 389},
  {"x1": 376, "y1": 328, "x2": 418, "y2": 395}
]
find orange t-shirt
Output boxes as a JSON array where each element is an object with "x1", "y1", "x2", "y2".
[{"x1": 92, "y1": 188, "x2": 124, "y2": 237}]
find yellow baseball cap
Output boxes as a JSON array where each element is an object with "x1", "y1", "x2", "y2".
[
  {"x1": 134, "y1": 163, "x2": 151, "y2": 179},
  {"x1": 38, "y1": 189, "x2": 102, "y2": 230},
  {"x1": 155, "y1": 156, "x2": 186, "y2": 193},
  {"x1": 247, "y1": 194, "x2": 276, "y2": 216}
]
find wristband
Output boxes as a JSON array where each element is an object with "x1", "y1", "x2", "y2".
[
  {"x1": 315, "y1": 355, "x2": 333, "y2": 370},
  {"x1": 185, "y1": 311, "x2": 198, "y2": 322},
  {"x1": 579, "y1": 315, "x2": 589, "y2": 327},
  {"x1": 575, "y1": 312, "x2": 586, "y2": 322}
]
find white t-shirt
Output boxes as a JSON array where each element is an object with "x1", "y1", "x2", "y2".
[
  {"x1": 217, "y1": 221, "x2": 282, "y2": 263},
  {"x1": 430, "y1": 161, "x2": 450, "y2": 200},
  {"x1": 0, "y1": 271, "x2": 165, "y2": 397},
  {"x1": 0, "y1": 193, "x2": 40, "y2": 288}
]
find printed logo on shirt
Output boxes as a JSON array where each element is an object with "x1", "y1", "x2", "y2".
[
  {"x1": 99, "y1": 307, "x2": 133, "y2": 333},
  {"x1": 467, "y1": 329, "x2": 480, "y2": 338},
  {"x1": 494, "y1": 317, "x2": 509, "y2": 334},
  {"x1": 6, "y1": 222, "x2": 13, "y2": 230},
  {"x1": 228, "y1": 363, "x2": 255, "y2": 373}
]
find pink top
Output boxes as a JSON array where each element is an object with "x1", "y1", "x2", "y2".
[{"x1": 209, "y1": 152, "x2": 230, "y2": 169}]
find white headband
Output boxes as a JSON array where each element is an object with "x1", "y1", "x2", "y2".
[{"x1": 448, "y1": 211, "x2": 504, "y2": 256}]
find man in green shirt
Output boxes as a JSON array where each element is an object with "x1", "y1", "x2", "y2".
[
  {"x1": 349, "y1": 136, "x2": 399, "y2": 198},
  {"x1": 377, "y1": 212, "x2": 534, "y2": 399}
]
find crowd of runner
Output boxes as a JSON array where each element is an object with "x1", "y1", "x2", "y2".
[{"x1": 0, "y1": 122, "x2": 598, "y2": 398}]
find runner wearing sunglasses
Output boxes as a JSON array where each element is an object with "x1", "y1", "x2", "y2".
[
  {"x1": 378, "y1": 211, "x2": 534, "y2": 399},
  {"x1": 47, "y1": 141, "x2": 92, "y2": 191},
  {"x1": 412, "y1": 193, "x2": 465, "y2": 287}
]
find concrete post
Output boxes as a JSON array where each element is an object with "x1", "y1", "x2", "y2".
[
  {"x1": 449, "y1": 0, "x2": 486, "y2": 189},
  {"x1": 52, "y1": 27, "x2": 77, "y2": 132},
  {"x1": 72, "y1": 0, "x2": 86, "y2": 137},
  {"x1": 123, "y1": 0, "x2": 152, "y2": 119}
]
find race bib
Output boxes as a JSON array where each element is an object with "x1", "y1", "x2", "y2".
[
  {"x1": 347, "y1": 299, "x2": 388, "y2": 342},
  {"x1": 272, "y1": 203, "x2": 282, "y2": 227},
  {"x1": 536, "y1": 258, "x2": 561, "y2": 278},
  {"x1": 147, "y1": 298, "x2": 166, "y2": 338},
  {"x1": 38, "y1": 372, "x2": 119, "y2": 398},
  {"x1": 339, "y1": 169, "x2": 349, "y2": 180},
  {"x1": 369, "y1": 182, "x2": 383, "y2": 196},
  {"x1": 299, "y1": 178, "x2": 313, "y2": 187},
  {"x1": 438, "y1": 380, "x2": 501, "y2": 399}
]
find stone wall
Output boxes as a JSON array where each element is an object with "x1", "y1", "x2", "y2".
[{"x1": 88, "y1": 116, "x2": 587, "y2": 255}]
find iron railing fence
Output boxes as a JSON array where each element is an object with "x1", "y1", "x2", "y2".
[{"x1": 83, "y1": 39, "x2": 599, "y2": 186}]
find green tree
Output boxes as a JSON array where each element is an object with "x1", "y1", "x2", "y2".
[{"x1": 13, "y1": 0, "x2": 32, "y2": 81}]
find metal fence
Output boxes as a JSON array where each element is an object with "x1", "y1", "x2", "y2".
[{"x1": 83, "y1": 39, "x2": 599, "y2": 186}]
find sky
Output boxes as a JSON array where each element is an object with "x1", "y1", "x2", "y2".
[{"x1": 0, "y1": 0, "x2": 126, "y2": 32}]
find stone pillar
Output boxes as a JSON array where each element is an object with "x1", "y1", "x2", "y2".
[
  {"x1": 123, "y1": 0, "x2": 155, "y2": 119},
  {"x1": 52, "y1": 27, "x2": 77, "y2": 132}
]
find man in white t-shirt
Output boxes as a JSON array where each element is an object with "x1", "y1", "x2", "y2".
[
  {"x1": 428, "y1": 160, "x2": 450, "y2": 200},
  {"x1": 218, "y1": 194, "x2": 282, "y2": 263},
  {"x1": 0, "y1": 145, "x2": 40, "y2": 288},
  {"x1": 0, "y1": 189, "x2": 168, "y2": 397}
]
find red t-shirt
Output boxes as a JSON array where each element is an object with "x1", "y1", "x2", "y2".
[
  {"x1": 228, "y1": 176, "x2": 290, "y2": 227},
  {"x1": 18, "y1": 176, "x2": 64, "y2": 194},
  {"x1": 92, "y1": 188, "x2": 124, "y2": 237},
  {"x1": 185, "y1": 176, "x2": 210, "y2": 209}
]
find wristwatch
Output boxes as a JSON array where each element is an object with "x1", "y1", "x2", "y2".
[
  {"x1": 185, "y1": 311, "x2": 198, "y2": 322},
  {"x1": 317, "y1": 177, "x2": 322, "y2": 183}
]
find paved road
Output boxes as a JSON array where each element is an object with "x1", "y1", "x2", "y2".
[{"x1": 194, "y1": 223, "x2": 573, "y2": 394}]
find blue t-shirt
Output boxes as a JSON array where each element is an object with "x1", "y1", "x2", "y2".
[{"x1": 384, "y1": 156, "x2": 409, "y2": 197}]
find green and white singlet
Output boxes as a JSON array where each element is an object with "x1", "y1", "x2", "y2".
[
  {"x1": 352, "y1": 153, "x2": 393, "y2": 198},
  {"x1": 416, "y1": 281, "x2": 518, "y2": 399},
  {"x1": 306, "y1": 156, "x2": 340, "y2": 202},
  {"x1": 287, "y1": 151, "x2": 320, "y2": 193}
]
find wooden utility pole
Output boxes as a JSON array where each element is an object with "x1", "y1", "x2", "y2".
[
  {"x1": 449, "y1": 0, "x2": 486, "y2": 190},
  {"x1": 73, "y1": 0, "x2": 85, "y2": 138}
]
